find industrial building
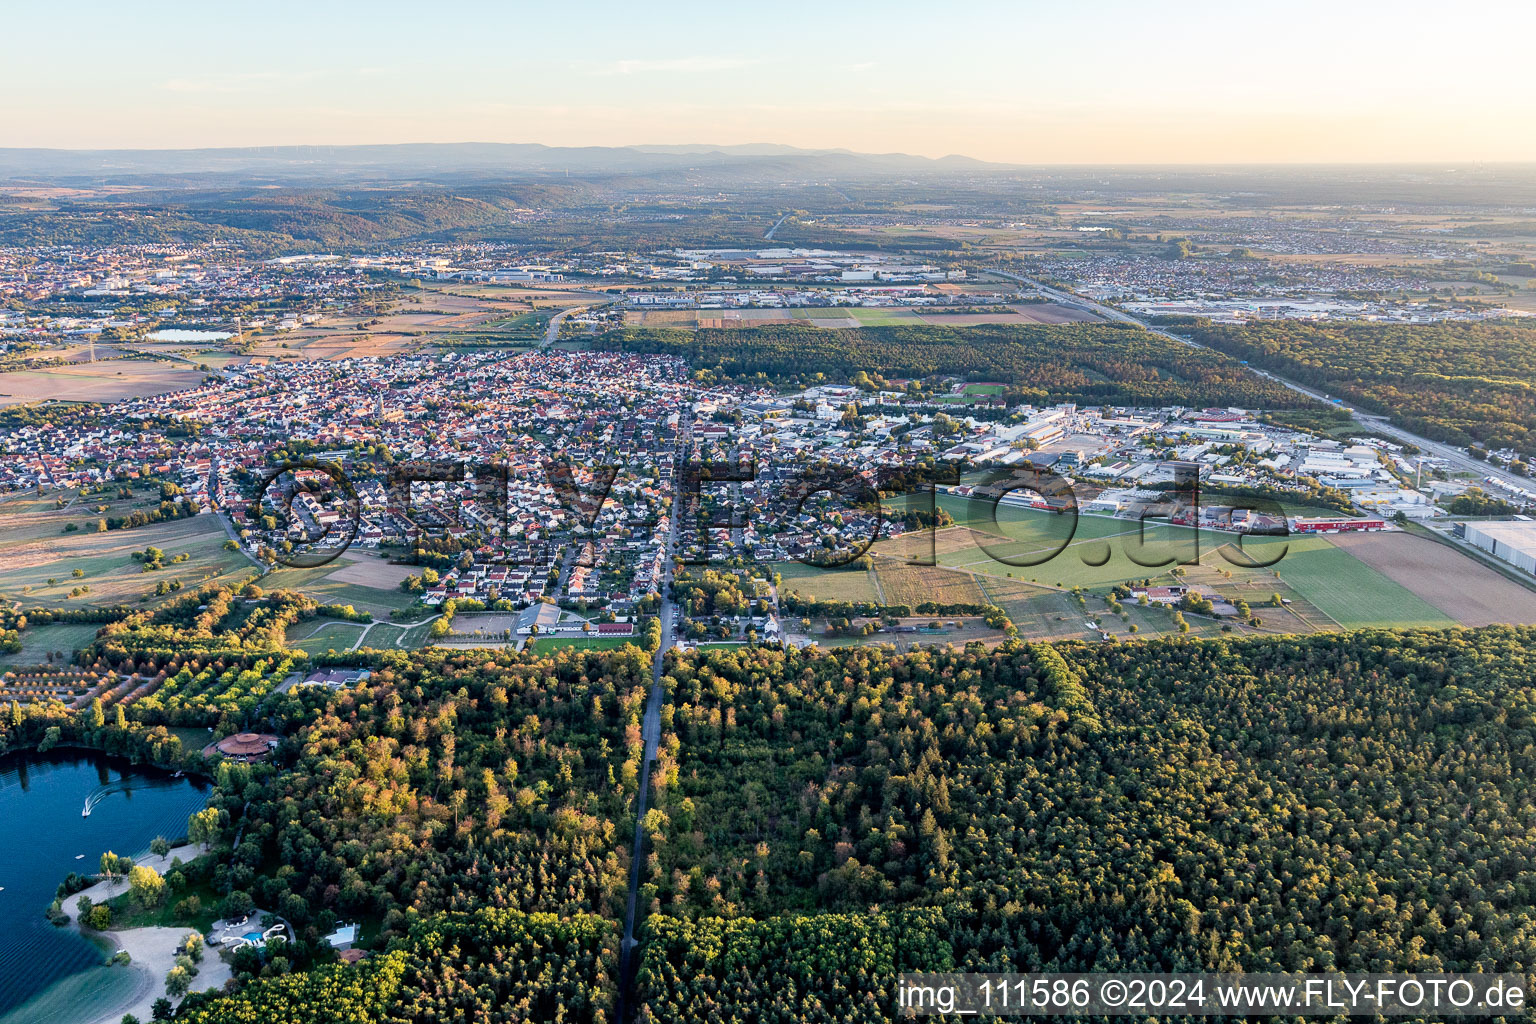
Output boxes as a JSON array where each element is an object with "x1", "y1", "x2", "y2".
[
  {"x1": 1462, "y1": 520, "x2": 1536, "y2": 575},
  {"x1": 1289, "y1": 516, "x2": 1387, "y2": 534}
]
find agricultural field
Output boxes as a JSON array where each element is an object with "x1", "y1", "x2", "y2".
[
  {"x1": 0, "y1": 663, "x2": 117, "y2": 707},
  {"x1": 870, "y1": 558, "x2": 989, "y2": 608},
  {"x1": 862, "y1": 493, "x2": 1498, "y2": 634},
  {"x1": 912, "y1": 302, "x2": 1100, "y2": 326},
  {"x1": 840, "y1": 307, "x2": 923, "y2": 326},
  {"x1": 0, "y1": 360, "x2": 208, "y2": 406},
  {"x1": 0, "y1": 497, "x2": 256, "y2": 610},
  {"x1": 323, "y1": 557, "x2": 419, "y2": 589},
  {"x1": 239, "y1": 283, "x2": 592, "y2": 361},
  {"x1": 258, "y1": 556, "x2": 417, "y2": 617},
  {"x1": 772, "y1": 560, "x2": 881, "y2": 605},
  {"x1": 695, "y1": 309, "x2": 798, "y2": 329},
  {"x1": 130, "y1": 654, "x2": 301, "y2": 722},
  {"x1": 1330, "y1": 531, "x2": 1536, "y2": 626}
]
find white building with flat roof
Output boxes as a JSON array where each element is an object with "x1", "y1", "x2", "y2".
[{"x1": 1463, "y1": 520, "x2": 1536, "y2": 575}]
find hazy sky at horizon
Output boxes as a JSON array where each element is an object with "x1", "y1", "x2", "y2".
[{"x1": 5, "y1": 0, "x2": 1534, "y2": 163}]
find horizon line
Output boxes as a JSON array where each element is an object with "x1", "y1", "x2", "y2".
[{"x1": 3, "y1": 141, "x2": 1536, "y2": 171}]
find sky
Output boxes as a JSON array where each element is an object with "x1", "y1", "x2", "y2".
[{"x1": 4, "y1": 0, "x2": 1535, "y2": 163}]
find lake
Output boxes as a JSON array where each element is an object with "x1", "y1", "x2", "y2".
[
  {"x1": 144, "y1": 330, "x2": 232, "y2": 343},
  {"x1": 0, "y1": 751, "x2": 210, "y2": 1022}
]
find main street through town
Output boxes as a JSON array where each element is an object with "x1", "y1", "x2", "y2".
[{"x1": 615, "y1": 421, "x2": 689, "y2": 1024}]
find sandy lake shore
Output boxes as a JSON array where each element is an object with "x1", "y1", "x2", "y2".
[{"x1": 60, "y1": 844, "x2": 232, "y2": 1024}]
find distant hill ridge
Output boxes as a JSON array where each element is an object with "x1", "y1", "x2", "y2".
[{"x1": 0, "y1": 142, "x2": 1003, "y2": 185}]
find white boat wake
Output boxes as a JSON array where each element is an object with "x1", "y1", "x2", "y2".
[{"x1": 81, "y1": 774, "x2": 184, "y2": 818}]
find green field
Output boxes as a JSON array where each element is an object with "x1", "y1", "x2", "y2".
[
  {"x1": 1270, "y1": 536, "x2": 1453, "y2": 628},
  {"x1": 485, "y1": 311, "x2": 549, "y2": 331},
  {"x1": 258, "y1": 561, "x2": 416, "y2": 616},
  {"x1": 841, "y1": 307, "x2": 918, "y2": 326},
  {"x1": 0, "y1": 497, "x2": 257, "y2": 611},
  {"x1": 525, "y1": 635, "x2": 639, "y2": 654},
  {"x1": 363, "y1": 620, "x2": 435, "y2": 650},
  {"x1": 905, "y1": 495, "x2": 1205, "y2": 589},
  {"x1": 879, "y1": 494, "x2": 1460, "y2": 630},
  {"x1": 0, "y1": 622, "x2": 103, "y2": 668},
  {"x1": 773, "y1": 559, "x2": 883, "y2": 604},
  {"x1": 286, "y1": 619, "x2": 369, "y2": 655},
  {"x1": 447, "y1": 310, "x2": 551, "y2": 345},
  {"x1": 285, "y1": 614, "x2": 442, "y2": 654}
]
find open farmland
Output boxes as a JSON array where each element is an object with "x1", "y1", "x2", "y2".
[
  {"x1": 241, "y1": 283, "x2": 593, "y2": 360},
  {"x1": 324, "y1": 557, "x2": 419, "y2": 589},
  {"x1": 1267, "y1": 535, "x2": 1453, "y2": 629},
  {"x1": 0, "y1": 503, "x2": 256, "y2": 609},
  {"x1": 259, "y1": 556, "x2": 417, "y2": 616},
  {"x1": 870, "y1": 558, "x2": 989, "y2": 608},
  {"x1": 877, "y1": 493, "x2": 1488, "y2": 631},
  {"x1": 913, "y1": 302, "x2": 1100, "y2": 326},
  {"x1": 1328, "y1": 530, "x2": 1536, "y2": 626},
  {"x1": 0, "y1": 361, "x2": 208, "y2": 406}
]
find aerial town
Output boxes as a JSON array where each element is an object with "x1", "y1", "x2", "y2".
[
  {"x1": 4, "y1": 230, "x2": 1536, "y2": 654},
  {"x1": 7, "y1": 0, "x2": 1536, "y2": 1018}
]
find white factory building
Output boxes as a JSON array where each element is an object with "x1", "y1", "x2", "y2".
[{"x1": 1462, "y1": 520, "x2": 1536, "y2": 575}]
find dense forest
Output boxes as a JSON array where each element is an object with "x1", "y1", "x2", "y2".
[
  {"x1": 175, "y1": 910, "x2": 616, "y2": 1024},
  {"x1": 0, "y1": 186, "x2": 799, "y2": 255},
  {"x1": 625, "y1": 631, "x2": 1536, "y2": 1018},
  {"x1": 6, "y1": 624, "x2": 1535, "y2": 1020},
  {"x1": 593, "y1": 324, "x2": 1311, "y2": 410},
  {"x1": 1170, "y1": 317, "x2": 1536, "y2": 450}
]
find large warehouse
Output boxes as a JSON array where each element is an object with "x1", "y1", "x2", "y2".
[{"x1": 1463, "y1": 520, "x2": 1536, "y2": 575}]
